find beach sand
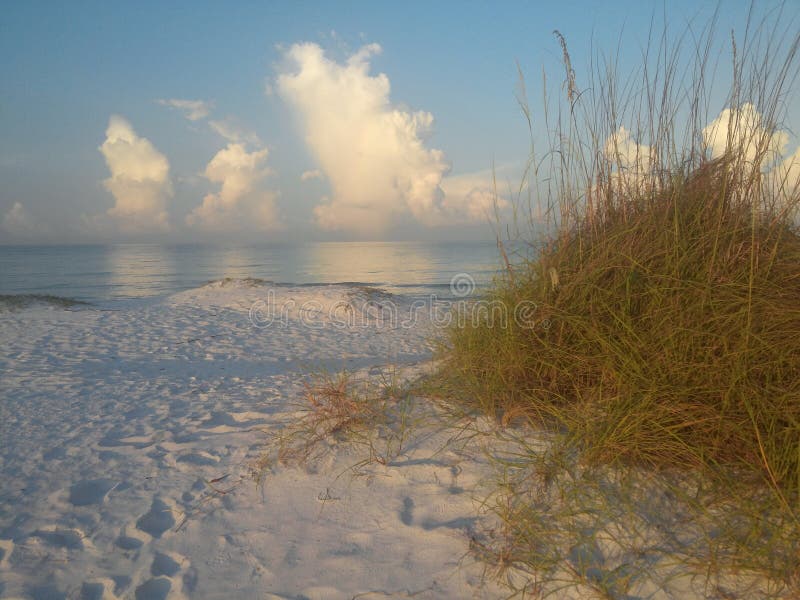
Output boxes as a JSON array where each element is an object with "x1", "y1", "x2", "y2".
[{"x1": 0, "y1": 280, "x2": 504, "y2": 599}]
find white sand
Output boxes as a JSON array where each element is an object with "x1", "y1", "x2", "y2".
[
  {"x1": 0, "y1": 281, "x2": 505, "y2": 599},
  {"x1": 0, "y1": 280, "x2": 783, "y2": 599}
]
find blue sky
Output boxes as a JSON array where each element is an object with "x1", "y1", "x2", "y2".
[{"x1": 1, "y1": 1, "x2": 797, "y2": 243}]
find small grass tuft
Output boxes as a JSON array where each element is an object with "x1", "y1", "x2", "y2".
[{"x1": 253, "y1": 367, "x2": 419, "y2": 479}]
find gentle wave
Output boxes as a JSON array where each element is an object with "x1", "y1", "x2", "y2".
[
  {"x1": 0, "y1": 294, "x2": 92, "y2": 312},
  {"x1": 191, "y1": 277, "x2": 486, "y2": 300},
  {"x1": 200, "y1": 277, "x2": 272, "y2": 289},
  {"x1": 198, "y1": 277, "x2": 399, "y2": 294}
]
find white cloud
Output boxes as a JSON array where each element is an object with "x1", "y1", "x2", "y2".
[
  {"x1": 2, "y1": 201, "x2": 44, "y2": 235},
  {"x1": 300, "y1": 169, "x2": 323, "y2": 182},
  {"x1": 605, "y1": 108, "x2": 800, "y2": 214},
  {"x1": 605, "y1": 126, "x2": 654, "y2": 174},
  {"x1": 602, "y1": 126, "x2": 657, "y2": 194},
  {"x1": 439, "y1": 168, "x2": 510, "y2": 223},
  {"x1": 765, "y1": 145, "x2": 800, "y2": 206},
  {"x1": 700, "y1": 105, "x2": 799, "y2": 204},
  {"x1": 157, "y1": 98, "x2": 213, "y2": 121},
  {"x1": 208, "y1": 118, "x2": 262, "y2": 146},
  {"x1": 98, "y1": 115, "x2": 172, "y2": 232},
  {"x1": 276, "y1": 42, "x2": 452, "y2": 234},
  {"x1": 776, "y1": 146, "x2": 800, "y2": 187},
  {"x1": 187, "y1": 143, "x2": 281, "y2": 232},
  {"x1": 702, "y1": 103, "x2": 788, "y2": 165}
]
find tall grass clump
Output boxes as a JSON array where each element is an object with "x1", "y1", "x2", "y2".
[{"x1": 438, "y1": 5, "x2": 800, "y2": 594}]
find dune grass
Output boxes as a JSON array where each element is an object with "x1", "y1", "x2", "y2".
[
  {"x1": 434, "y1": 5, "x2": 800, "y2": 596},
  {"x1": 253, "y1": 367, "x2": 422, "y2": 477}
]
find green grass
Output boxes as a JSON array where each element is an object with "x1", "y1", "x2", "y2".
[{"x1": 433, "y1": 5, "x2": 800, "y2": 597}]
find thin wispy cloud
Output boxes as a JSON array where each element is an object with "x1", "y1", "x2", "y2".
[
  {"x1": 208, "y1": 118, "x2": 262, "y2": 147},
  {"x1": 187, "y1": 143, "x2": 281, "y2": 232},
  {"x1": 157, "y1": 98, "x2": 214, "y2": 121},
  {"x1": 98, "y1": 115, "x2": 173, "y2": 232},
  {"x1": 300, "y1": 169, "x2": 323, "y2": 182}
]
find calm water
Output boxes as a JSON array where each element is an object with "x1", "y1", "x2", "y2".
[{"x1": 0, "y1": 242, "x2": 506, "y2": 304}]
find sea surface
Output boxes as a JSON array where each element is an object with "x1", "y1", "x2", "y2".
[{"x1": 0, "y1": 241, "x2": 507, "y2": 307}]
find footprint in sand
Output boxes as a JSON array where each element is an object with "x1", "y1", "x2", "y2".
[
  {"x1": 132, "y1": 550, "x2": 195, "y2": 599},
  {"x1": 136, "y1": 498, "x2": 176, "y2": 538},
  {"x1": 150, "y1": 551, "x2": 182, "y2": 577},
  {"x1": 31, "y1": 527, "x2": 86, "y2": 550},
  {"x1": 134, "y1": 576, "x2": 171, "y2": 600},
  {"x1": 176, "y1": 450, "x2": 220, "y2": 467},
  {"x1": 69, "y1": 478, "x2": 116, "y2": 506},
  {"x1": 115, "y1": 528, "x2": 148, "y2": 552},
  {"x1": 399, "y1": 496, "x2": 415, "y2": 526},
  {"x1": 79, "y1": 577, "x2": 119, "y2": 600}
]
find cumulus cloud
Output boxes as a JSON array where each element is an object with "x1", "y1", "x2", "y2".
[
  {"x1": 602, "y1": 126, "x2": 657, "y2": 193},
  {"x1": 605, "y1": 126, "x2": 654, "y2": 173},
  {"x1": 606, "y1": 106, "x2": 800, "y2": 213},
  {"x1": 439, "y1": 168, "x2": 510, "y2": 223},
  {"x1": 775, "y1": 146, "x2": 800, "y2": 187},
  {"x1": 276, "y1": 42, "x2": 455, "y2": 234},
  {"x1": 98, "y1": 115, "x2": 172, "y2": 232},
  {"x1": 702, "y1": 103, "x2": 788, "y2": 165},
  {"x1": 301, "y1": 169, "x2": 324, "y2": 182},
  {"x1": 157, "y1": 98, "x2": 213, "y2": 121},
  {"x1": 186, "y1": 143, "x2": 281, "y2": 232},
  {"x1": 701, "y1": 104, "x2": 800, "y2": 202}
]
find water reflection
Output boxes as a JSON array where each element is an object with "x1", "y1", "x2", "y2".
[
  {"x1": 3, "y1": 241, "x2": 503, "y2": 302},
  {"x1": 298, "y1": 242, "x2": 436, "y2": 285},
  {"x1": 104, "y1": 244, "x2": 175, "y2": 298}
]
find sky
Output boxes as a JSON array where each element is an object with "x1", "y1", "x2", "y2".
[{"x1": 1, "y1": 0, "x2": 798, "y2": 244}]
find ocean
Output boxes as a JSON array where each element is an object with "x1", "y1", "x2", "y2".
[{"x1": 0, "y1": 241, "x2": 506, "y2": 306}]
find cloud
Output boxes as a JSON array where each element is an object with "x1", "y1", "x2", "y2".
[
  {"x1": 602, "y1": 126, "x2": 657, "y2": 193},
  {"x1": 208, "y1": 118, "x2": 262, "y2": 146},
  {"x1": 98, "y1": 115, "x2": 172, "y2": 232},
  {"x1": 605, "y1": 126, "x2": 654, "y2": 174},
  {"x1": 702, "y1": 103, "x2": 788, "y2": 165},
  {"x1": 2, "y1": 201, "x2": 45, "y2": 236},
  {"x1": 439, "y1": 168, "x2": 511, "y2": 223},
  {"x1": 701, "y1": 104, "x2": 799, "y2": 202},
  {"x1": 606, "y1": 107, "x2": 800, "y2": 214},
  {"x1": 765, "y1": 145, "x2": 800, "y2": 205},
  {"x1": 186, "y1": 143, "x2": 281, "y2": 232},
  {"x1": 776, "y1": 146, "x2": 800, "y2": 187},
  {"x1": 157, "y1": 98, "x2": 213, "y2": 121},
  {"x1": 300, "y1": 169, "x2": 323, "y2": 182},
  {"x1": 157, "y1": 98, "x2": 262, "y2": 148},
  {"x1": 276, "y1": 42, "x2": 453, "y2": 234}
]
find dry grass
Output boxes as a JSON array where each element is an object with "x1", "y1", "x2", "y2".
[
  {"x1": 434, "y1": 4, "x2": 800, "y2": 597},
  {"x1": 253, "y1": 367, "x2": 421, "y2": 478}
]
